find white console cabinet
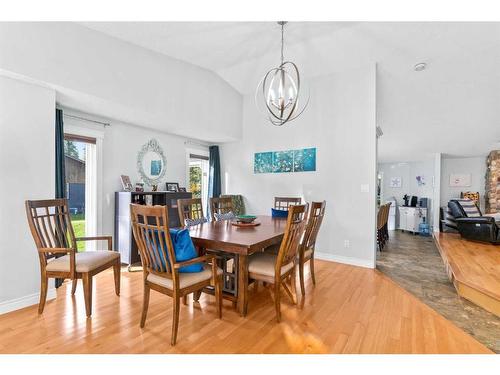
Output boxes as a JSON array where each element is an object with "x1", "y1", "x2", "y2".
[{"x1": 398, "y1": 206, "x2": 427, "y2": 233}]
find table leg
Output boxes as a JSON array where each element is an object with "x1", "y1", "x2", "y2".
[{"x1": 237, "y1": 253, "x2": 248, "y2": 317}]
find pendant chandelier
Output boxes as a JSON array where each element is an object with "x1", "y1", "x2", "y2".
[{"x1": 255, "y1": 21, "x2": 309, "y2": 126}]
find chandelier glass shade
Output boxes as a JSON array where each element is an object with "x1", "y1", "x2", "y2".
[{"x1": 256, "y1": 21, "x2": 309, "y2": 126}]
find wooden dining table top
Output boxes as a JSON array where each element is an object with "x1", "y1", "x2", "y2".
[{"x1": 188, "y1": 215, "x2": 287, "y2": 255}]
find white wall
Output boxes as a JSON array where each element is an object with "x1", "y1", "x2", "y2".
[
  {"x1": 220, "y1": 66, "x2": 377, "y2": 268},
  {"x1": 0, "y1": 76, "x2": 56, "y2": 313},
  {"x1": 440, "y1": 156, "x2": 486, "y2": 210},
  {"x1": 0, "y1": 22, "x2": 242, "y2": 143}
]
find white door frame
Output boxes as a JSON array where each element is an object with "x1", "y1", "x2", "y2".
[
  {"x1": 64, "y1": 122, "x2": 104, "y2": 248},
  {"x1": 185, "y1": 147, "x2": 210, "y2": 210}
]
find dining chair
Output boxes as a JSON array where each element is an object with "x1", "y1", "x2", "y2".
[
  {"x1": 130, "y1": 203, "x2": 222, "y2": 345},
  {"x1": 382, "y1": 202, "x2": 391, "y2": 245},
  {"x1": 298, "y1": 201, "x2": 326, "y2": 296},
  {"x1": 25, "y1": 199, "x2": 120, "y2": 317},
  {"x1": 246, "y1": 204, "x2": 308, "y2": 322},
  {"x1": 377, "y1": 203, "x2": 391, "y2": 251},
  {"x1": 376, "y1": 204, "x2": 384, "y2": 251},
  {"x1": 274, "y1": 197, "x2": 302, "y2": 211},
  {"x1": 177, "y1": 198, "x2": 206, "y2": 228},
  {"x1": 209, "y1": 196, "x2": 234, "y2": 220}
]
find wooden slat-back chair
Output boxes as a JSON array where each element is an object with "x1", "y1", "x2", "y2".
[
  {"x1": 25, "y1": 199, "x2": 120, "y2": 317},
  {"x1": 177, "y1": 198, "x2": 205, "y2": 228},
  {"x1": 209, "y1": 196, "x2": 234, "y2": 220},
  {"x1": 246, "y1": 204, "x2": 308, "y2": 322},
  {"x1": 130, "y1": 204, "x2": 222, "y2": 345},
  {"x1": 382, "y1": 202, "x2": 391, "y2": 242},
  {"x1": 377, "y1": 203, "x2": 391, "y2": 251},
  {"x1": 298, "y1": 201, "x2": 326, "y2": 296},
  {"x1": 274, "y1": 197, "x2": 302, "y2": 211},
  {"x1": 376, "y1": 204, "x2": 384, "y2": 251}
]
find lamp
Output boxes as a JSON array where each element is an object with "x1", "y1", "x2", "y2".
[{"x1": 255, "y1": 21, "x2": 309, "y2": 126}]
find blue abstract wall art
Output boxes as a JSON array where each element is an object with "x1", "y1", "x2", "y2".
[
  {"x1": 254, "y1": 152, "x2": 273, "y2": 173},
  {"x1": 254, "y1": 147, "x2": 316, "y2": 174},
  {"x1": 273, "y1": 150, "x2": 294, "y2": 173}
]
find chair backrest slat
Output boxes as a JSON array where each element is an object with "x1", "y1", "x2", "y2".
[
  {"x1": 210, "y1": 197, "x2": 233, "y2": 219},
  {"x1": 377, "y1": 202, "x2": 391, "y2": 230},
  {"x1": 130, "y1": 204, "x2": 175, "y2": 276},
  {"x1": 25, "y1": 199, "x2": 75, "y2": 265},
  {"x1": 383, "y1": 202, "x2": 391, "y2": 226},
  {"x1": 177, "y1": 198, "x2": 205, "y2": 227},
  {"x1": 276, "y1": 204, "x2": 308, "y2": 271},
  {"x1": 274, "y1": 197, "x2": 301, "y2": 211},
  {"x1": 302, "y1": 201, "x2": 326, "y2": 251}
]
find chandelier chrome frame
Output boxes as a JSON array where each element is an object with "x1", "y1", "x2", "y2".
[{"x1": 255, "y1": 21, "x2": 309, "y2": 126}]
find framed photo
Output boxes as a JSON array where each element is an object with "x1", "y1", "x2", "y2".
[
  {"x1": 449, "y1": 174, "x2": 471, "y2": 187},
  {"x1": 389, "y1": 176, "x2": 402, "y2": 188},
  {"x1": 166, "y1": 182, "x2": 179, "y2": 192},
  {"x1": 178, "y1": 187, "x2": 187, "y2": 192},
  {"x1": 120, "y1": 175, "x2": 133, "y2": 191}
]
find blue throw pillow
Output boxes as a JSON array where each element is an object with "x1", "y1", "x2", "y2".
[
  {"x1": 147, "y1": 229, "x2": 203, "y2": 273},
  {"x1": 271, "y1": 208, "x2": 289, "y2": 218}
]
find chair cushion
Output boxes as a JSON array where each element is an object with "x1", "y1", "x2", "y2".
[
  {"x1": 147, "y1": 264, "x2": 222, "y2": 290},
  {"x1": 185, "y1": 217, "x2": 208, "y2": 227},
  {"x1": 46, "y1": 251, "x2": 120, "y2": 273},
  {"x1": 248, "y1": 252, "x2": 294, "y2": 278},
  {"x1": 214, "y1": 211, "x2": 236, "y2": 221},
  {"x1": 271, "y1": 208, "x2": 288, "y2": 218}
]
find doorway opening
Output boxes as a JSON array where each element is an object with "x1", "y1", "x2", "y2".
[
  {"x1": 64, "y1": 133, "x2": 97, "y2": 251},
  {"x1": 188, "y1": 152, "x2": 209, "y2": 211}
]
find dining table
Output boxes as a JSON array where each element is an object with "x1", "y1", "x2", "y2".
[{"x1": 188, "y1": 215, "x2": 287, "y2": 316}]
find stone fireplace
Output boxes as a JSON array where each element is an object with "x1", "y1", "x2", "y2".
[{"x1": 485, "y1": 150, "x2": 500, "y2": 214}]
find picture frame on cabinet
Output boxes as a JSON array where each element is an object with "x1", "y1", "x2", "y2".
[
  {"x1": 120, "y1": 175, "x2": 133, "y2": 192},
  {"x1": 166, "y1": 182, "x2": 179, "y2": 192}
]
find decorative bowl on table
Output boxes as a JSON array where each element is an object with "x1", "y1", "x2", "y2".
[{"x1": 236, "y1": 215, "x2": 257, "y2": 223}]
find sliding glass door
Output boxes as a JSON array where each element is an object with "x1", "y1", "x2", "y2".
[
  {"x1": 64, "y1": 134, "x2": 97, "y2": 251},
  {"x1": 188, "y1": 152, "x2": 209, "y2": 212}
]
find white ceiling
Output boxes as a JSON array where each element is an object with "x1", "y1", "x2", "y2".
[{"x1": 80, "y1": 22, "x2": 500, "y2": 161}]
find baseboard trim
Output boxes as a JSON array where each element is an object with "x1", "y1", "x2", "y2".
[
  {"x1": 315, "y1": 251, "x2": 374, "y2": 269},
  {"x1": 0, "y1": 288, "x2": 56, "y2": 315}
]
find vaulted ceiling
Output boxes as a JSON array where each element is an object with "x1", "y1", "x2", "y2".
[{"x1": 81, "y1": 22, "x2": 500, "y2": 161}]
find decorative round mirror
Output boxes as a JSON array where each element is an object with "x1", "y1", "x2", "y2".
[{"x1": 137, "y1": 139, "x2": 167, "y2": 186}]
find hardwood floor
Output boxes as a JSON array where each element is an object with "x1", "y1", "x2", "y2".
[
  {"x1": 0, "y1": 260, "x2": 492, "y2": 354},
  {"x1": 377, "y1": 230, "x2": 500, "y2": 353},
  {"x1": 434, "y1": 233, "x2": 500, "y2": 317}
]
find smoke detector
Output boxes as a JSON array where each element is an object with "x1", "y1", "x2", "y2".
[{"x1": 414, "y1": 62, "x2": 427, "y2": 72}]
